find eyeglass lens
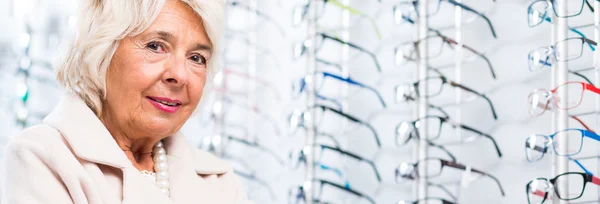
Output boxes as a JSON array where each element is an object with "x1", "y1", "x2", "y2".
[
  {"x1": 553, "y1": 82, "x2": 586, "y2": 109},
  {"x1": 525, "y1": 134, "x2": 548, "y2": 162},
  {"x1": 527, "y1": 179, "x2": 551, "y2": 204},
  {"x1": 554, "y1": 173, "x2": 586, "y2": 200},
  {"x1": 552, "y1": 129, "x2": 584, "y2": 156},
  {"x1": 528, "y1": 1, "x2": 549, "y2": 27},
  {"x1": 554, "y1": 38, "x2": 585, "y2": 62},
  {"x1": 527, "y1": 90, "x2": 552, "y2": 116}
]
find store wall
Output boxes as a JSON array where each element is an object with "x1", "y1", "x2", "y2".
[{"x1": 2, "y1": 0, "x2": 600, "y2": 203}]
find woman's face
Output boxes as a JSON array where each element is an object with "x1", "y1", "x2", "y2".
[{"x1": 103, "y1": 0, "x2": 211, "y2": 138}]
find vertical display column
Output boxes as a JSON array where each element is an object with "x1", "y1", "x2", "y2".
[
  {"x1": 417, "y1": 0, "x2": 430, "y2": 200},
  {"x1": 552, "y1": 0, "x2": 569, "y2": 203},
  {"x1": 303, "y1": 1, "x2": 319, "y2": 204}
]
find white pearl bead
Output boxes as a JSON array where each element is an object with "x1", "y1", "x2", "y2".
[
  {"x1": 156, "y1": 171, "x2": 169, "y2": 180},
  {"x1": 155, "y1": 162, "x2": 168, "y2": 171},
  {"x1": 153, "y1": 154, "x2": 167, "y2": 163},
  {"x1": 145, "y1": 140, "x2": 169, "y2": 197},
  {"x1": 155, "y1": 148, "x2": 166, "y2": 155},
  {"x1": 157, "y1": 180, "x2": 170, "y2": 188}
]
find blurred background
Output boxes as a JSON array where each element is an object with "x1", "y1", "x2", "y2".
[{"x1": 2, "y1": 0, "x2": 600, "y2": 203}]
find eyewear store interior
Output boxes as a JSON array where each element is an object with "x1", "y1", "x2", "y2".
[{"x1": 2, "y1": 0, "x2": 600, "y2": 203}]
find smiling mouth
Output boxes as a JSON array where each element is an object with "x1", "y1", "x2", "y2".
[{"x1": 146, "y1": 96, "x2": 182, "y2": 107}]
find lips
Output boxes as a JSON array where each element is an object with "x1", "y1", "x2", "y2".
[{"x1": 146, "y1": 96, "x2": 182, "y2": 113}]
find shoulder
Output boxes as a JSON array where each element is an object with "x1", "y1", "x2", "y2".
[{"x1": 4, "y1": 124, "x2": 68, "y2": 159}]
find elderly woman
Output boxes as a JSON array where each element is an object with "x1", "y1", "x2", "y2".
[{"x1": 1, "y1": 0, "x2": 250, "y2": 203}]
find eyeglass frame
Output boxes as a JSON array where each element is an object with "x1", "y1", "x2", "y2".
[
  {"x1": 214, "y1": 68, "x2": 282, "y2": 101},
  {"x1": 392, "y1": 12, "x2": 496, "y2": 80},
  {"x1": 294, "y1": 32, "x2": 381, "y2": 73},
  {"x1": 295, "y1": 71, "x2": 386, "y2": 108},
  {"x1": 526, "y1": 128, "x2": 600, "y2": 159},
  {"x1": 233, "y1": 169, "x2": 277, "y2": 201},
  {"x1": 406, "y1": 74, "x2": 498, "y2": 120},
  {"x1": 289, "y1": 178, "x2": 376, "y2": 204},
  {"x1": 395, "y1": 31, "x2": 496, "y2": 80},
  {"x1": 288, "y1": 104, "x2": 381, "y2": 147},
  {"x1": 529, "y1": 81, "x2": 600, "y2": 114},
  {"x1": 396, "y1": 197, "x2": 456, "y2": 204},
  {"x1": 396, "y1": 115, "x2": 502, "y2": 158},
  {"x1": 212, "y1": 134, "x2": 285, "y2": 165},
  {"x1": 399, "y1": 157, "x2": 506, "y2": 196},
  {"x1": 553, "y1": 37, "x2": 597, "y2": 62},
  {"x1": 291, "y1": 144, "x2": 381, "y2": 183},
  {"x1": 526, "y1": 172, "x2": 600, "y2": 203},
  {"x1": 227, "y1": 1, "x2": 286, "y2": 36},
  {"x1": 393, "y1": 0, "x2": 497, "y2": 38},
  {"x1": 209, "y1": 96, "x2": 282, "y2": 137},
  {"x1": 293, "y1": 0, "x2": 382, "y2": 38}
]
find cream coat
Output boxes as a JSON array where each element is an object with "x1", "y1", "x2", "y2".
[{"x1": 1, "y1": 94, "x2": 251, "y2": 204}]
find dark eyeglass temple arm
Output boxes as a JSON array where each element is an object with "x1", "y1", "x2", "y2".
[
  {"x1": 439, "y1": 34, "x2": 496, "y2": 79},
  {"x1": 427, "y1": 140, "x2": 457, "y2": 162},
  {"x1": 318, "y1": 33, "x2": 382, "y2": 72},
  {"x1": 317, "y1": 58, "x2": 343, "y2": 72},
  {"x1": 314, "y1": 105, "x2": 382, "y2": 147},
  {"x1": 317, "y1": 179, "x2": 377, "y2": 204},
  {"x1": 569, "y1": 70, "x2": 594, "y2": 85},
  {"x1": 570, "y1": 115, "x2": 595, "y2": 133},
  {"x1": 448, "y1": 81, "x2": 498, "y2": 120},
  {"x1": 399, "y1": 174, "x2": 458, "y2": 201},
  {"x1": 457, "y1": 124, "x2": 502, "y2": 157},
  {"x1": 314, "y1": 93, "x2": 344, "y2": 111},
  {"x1": 427, "y1": 185, "x2": 458, "y2": 201},
  {"x1": 319, "y1": 145, "x2": 382, "y2": 182},
  {"x1": 580, "y1": 37, "x2": 598, "y2": 46},
  {"x1": 233, "y1": 170, "x2": 277, "y2": 200},
  {"x1": 224, "y1": 135, "x2": 285, "y2": 165},
  {"x1": 461, "y1": 44, "x2": 496, "y2": 80},
  {"x1": 321, "y1": 72, "x2": 386, "y2": 107},
  {"x1": 228, "y1": 1, "x2": 286, "y2": 36},
  {"x1": 223, "y1": 96, "x2": 282, "y2": 136},
  {"x1": 414, "y1": 198, "x2": 457, "y2": 204},
  {"x1": 403, "y1": 95, "x2": 451, "y2": 119},
  {"x1": 317, "y1": 132, "x2": 342, "y2": 148},
  {"x1": 219, "y1": 152, "x2": 257, "y2": 175},
  {"x1": 442, "y1": 160, "x2": 506, "y2": 196},
  {"x1": 446, "y1": 0, "x2": 497, "y2": 38},
  {"x1": 586, "y1": 0, "x2": 594, "y2": 13}
]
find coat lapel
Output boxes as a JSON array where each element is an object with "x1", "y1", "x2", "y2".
[
  {"x1": 163, "y1": 133, "x2": 232, "y2": 204},
  {"x1": 43, "y1": 94, "x2": 234, "y2": 204},
  {"x1": 43, "y1": 94, "x2": 173, "y2": 204}
]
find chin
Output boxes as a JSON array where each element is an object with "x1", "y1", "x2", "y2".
[{"x1": 142, "y1": 117, "x2": 181, "y2": 137}]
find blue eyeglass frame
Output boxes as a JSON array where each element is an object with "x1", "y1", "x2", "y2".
[
  {"x1": 526, "y1": 128, "x2": 600, "y2": 173},
  {"x1": 549, "y1": 128, "x2": 600, "y2": 156},
  {"x1": 295, "y1": 71, "x2": 386, "y2": 109}
]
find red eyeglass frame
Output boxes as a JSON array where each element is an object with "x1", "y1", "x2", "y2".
[{"x1": 549, "y1": 81, "x2": 600, "y2": 109}]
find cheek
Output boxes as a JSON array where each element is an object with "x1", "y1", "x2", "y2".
[
  {"x1": 108, "y1": 52, "x2": 165, "y2": 101},
  {"x1": 187, "y1": 73, "x2": 208, "y2": 106}
]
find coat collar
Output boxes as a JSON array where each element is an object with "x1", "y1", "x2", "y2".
[{"x1": 43, "y1": 93, "x2": 231, "y2": 174}]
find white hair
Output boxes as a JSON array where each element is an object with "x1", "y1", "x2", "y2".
[{"x1": 56, "y1": 0, "x2": 225, "y2": 116}]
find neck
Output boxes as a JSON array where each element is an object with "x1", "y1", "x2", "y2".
[{"x1": 99, "y1": 112, "x2": 163, "y2": 172}]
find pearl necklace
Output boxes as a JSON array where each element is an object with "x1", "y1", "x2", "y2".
[{"x1": 140, "y1": 141, "x2": 170, "y2": 197}]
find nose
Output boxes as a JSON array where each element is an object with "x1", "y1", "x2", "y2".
[{"x1": 162, "y1": 55, "x2": 188, "y2": 88}]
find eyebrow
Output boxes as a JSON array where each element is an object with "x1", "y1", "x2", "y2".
[{"x1": 153, "y1": 31, "x2": 213, "y2": 52}]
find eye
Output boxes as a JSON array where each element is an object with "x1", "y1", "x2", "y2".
[
  {"x1": 146, "y1": 41, "x2": 166, "y2": 53},
  {"x1": 190, "y1": 54, "x2": 207, "y2": 65}
]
